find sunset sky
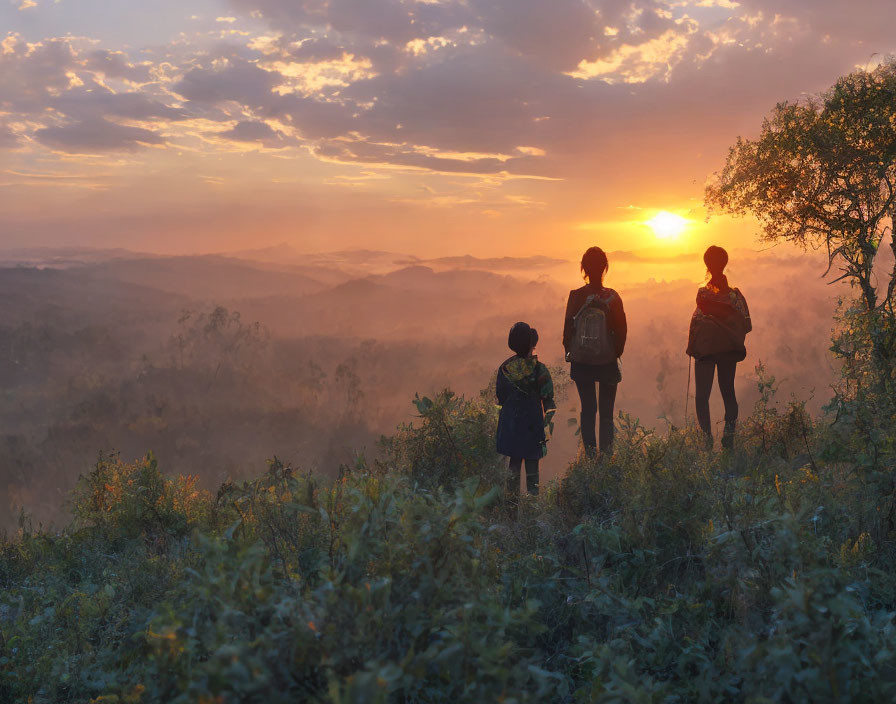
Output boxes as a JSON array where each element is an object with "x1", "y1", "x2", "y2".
[{"x1": 2, "y1": 0, "x2": 895, "y2": 263}]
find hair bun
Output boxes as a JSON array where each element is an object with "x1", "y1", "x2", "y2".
[{"x1": 508, "y1": 322, "x2": 533, "y2": 356}]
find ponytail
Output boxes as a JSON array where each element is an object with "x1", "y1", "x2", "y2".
[
  {"x1": 703, "y1": 246, "x2": 729, "y2": 292},
  {"x1": 709, "y1": 272, "x2": 729, "y2": 291}
]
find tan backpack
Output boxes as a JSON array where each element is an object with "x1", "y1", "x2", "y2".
[
  {"x1": 568, "y1": 293, "x2": 616, "y2": 365},
  {"x1": 686, "y1": 289, "x2": 750, "y2": 358}
]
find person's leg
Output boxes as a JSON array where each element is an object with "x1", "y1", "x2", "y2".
[
  {"x1": 694, "y1": 361, "x2": 715, "y2": 445},
  {"x1": 598, "y1": 383, "x2": 618, "y2": 455},
  {"x1": 524, "y1": 458, "x2": 539, "y2": 495},
  {"x1": 574, "y1": 378, "x2": 598, "y2": 452},
  {"x1": 717, "y1": 361, "x2": 738, "y2": 449},
  {"x1": 507, "y1": 457, "x2": 522, "y2": 495}
]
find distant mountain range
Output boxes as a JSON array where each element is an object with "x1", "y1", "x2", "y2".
[
  {"x1": 0, "y1": 245, "x2": 567, "y2": 339},
  {"x1": 227, "y1": 243, "x2": 570, "y2": 275}
]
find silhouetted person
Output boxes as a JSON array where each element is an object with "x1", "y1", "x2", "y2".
[
  {"x1": 563, "y1": 247, "x2": 627, "y2": 456},
  {"x1": 496, "y1": 322, "x2": 556, "y2": 495},
  {"x1": 686, "y1": 246, "x2": 752, "y2": 449}
]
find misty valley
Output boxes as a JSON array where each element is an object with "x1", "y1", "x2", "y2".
[{"x1": 0, "y1": 246, "x2": 836, "y2": 530}]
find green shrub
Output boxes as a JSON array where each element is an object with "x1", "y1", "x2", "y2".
[{"x1": 5, "y1": 377, "x2": 896, "y2": 702}]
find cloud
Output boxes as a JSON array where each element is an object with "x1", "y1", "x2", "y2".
[
  {"x1": 84, "y1": 49, "x2": 152, "y2": 83},
  {"x1": 315, "y1": 138, "x2": 519, "y2": 174},
  {"x1": 469, "y1": 0, "x2": 609, "y2": 71},
  {"x1": 34, "y1": 119, "x2": 165, "y2": 152},
  {"x1": 288, "y1": 38, "x2": 351, "y2": 63},
  {"x1": 174, "y1": 57, "x2": 284, "y2": 108},
  {"x1": 228, "y1": 0, "x2": 462, "y2": 45},
  {"x1": 0, "y1": 34, "x2": 186, "y2": 154},
  {"x1": 4, "y1": 0, "x2": 896, "y2": 183},
  {"x1": 53, "y1": 87, "x2": 189, "y2": 122},
  {"x1": 0, "y1": 34, "x2": 80, "y2": 112},
  {"x1": 0, "y1": 123, "x2": 18, "y2": 149},
  {"x1": 218, "y1": 119, "x2": 288, "y2": 145},
  {"x1": 735, "y1": 0, "x2": 896, "y2": 45}
]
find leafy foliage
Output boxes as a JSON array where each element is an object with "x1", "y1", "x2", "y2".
[
  {"x1": 706, "y1": 60, "x2": 896, "y2": 391},
  {"x1": 5, "y1": 371, "x2": 896, "y2": 703}
]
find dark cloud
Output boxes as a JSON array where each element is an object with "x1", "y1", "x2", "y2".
[
  {"x1": 288, "y1": 38, "x2": 348, "y2": 63},
  {"x1": 84, "y1": 49, "x2": 152, "y2": 83},
  {"x1": 0, "y1": 35, "x2": 79, "y2": 112},
  {"x1": 736, "y1": 0, "x2": 896, "y2": 46},
  {"x1": 341, "y1": 44, "x2": 556, "y2": 154},
  {"x1": 470, "y1": 0, "x2": 606, "y2": 71},
  {"x1": 219, "y1": 120, "x2": 287, "y2": 145},
  {"x1": 34, "y1": 119, "x2": 165, "y2": 152},
  {"x1": 175, "y1": 58, "x2": 284, "y2": 109},
  {"x1": 53, "y1": 87, "x2": 188, "y2": 122},
  {"x1": 6, "y1": 0, "x2": 896, "y2": 169},
  {"x1": 0, "y1": 34, "x2": 185, "y2": 153},
  {"x1": 315, "y1": 139, "x2": 514, "y2": 174},
  {"x1": 229, "y1": 0, "x2": 468, "y2": 44},
  {"x1": 170, "y1": 7, "x2": 882, "y2": 177},
  {"x1": 469, "y1": 0, "x2": 674, "y2": 71}
]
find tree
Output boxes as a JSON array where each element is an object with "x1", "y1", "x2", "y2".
[{"x1": 706, "y1": 60, "x2": 896, "y2": 387}]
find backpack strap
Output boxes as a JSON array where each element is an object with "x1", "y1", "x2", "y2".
[
  {"x1": 573, "y1": 294, "x2": 597, "y2": 322},
  {"x1": 574, "y1": 289, "x2": 615, "y2": 322}
]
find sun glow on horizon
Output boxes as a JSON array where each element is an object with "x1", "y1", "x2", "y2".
[{"x1": 645, "y1": 211, "x2": 689, "y2": 240}]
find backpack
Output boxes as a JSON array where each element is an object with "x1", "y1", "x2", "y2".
[
  {"x1": 568, "y1": 293, "x2": 616, "y2": 365},
  {"x1": 686, "y1": 289, "x2": 749, "y2": 359}
]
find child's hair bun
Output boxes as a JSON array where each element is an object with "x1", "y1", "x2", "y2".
[{"x1": 508, "y1": 322, "x2": 534, "y2": 356}]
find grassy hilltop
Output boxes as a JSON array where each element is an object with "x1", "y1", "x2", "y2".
[{"x1": 3, "y1": 376, "x2": 896, "y2": 703}]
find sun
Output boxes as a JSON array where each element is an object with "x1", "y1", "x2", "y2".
[{"x1": 645, "y1": 211, "x2": 689, "y2": 239}]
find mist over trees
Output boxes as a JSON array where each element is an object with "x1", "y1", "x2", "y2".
[{"x1": 0, "y1": 247, "x2": 838, "y2": 529}]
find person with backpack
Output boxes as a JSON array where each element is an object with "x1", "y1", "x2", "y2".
[
  {"x1": 686, "y1": 245, "x2": 752, "y2": 449},
  {"x1": 563, "y1": 247, "x2": 627, "y2": 456},
  {"x1": 496, "y1": 322, "x2": 556, "y2": 495}
]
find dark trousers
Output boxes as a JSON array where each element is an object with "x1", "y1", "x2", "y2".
[
  {"x1": 695, "y1": 360, "x2": 738, "y2": 439},
  {"x1": 574, "y1": 379, "x2": 618, "y2": 454},
  {"x1": 508, "y1": 457, "x2": 539, "y2": 495}
]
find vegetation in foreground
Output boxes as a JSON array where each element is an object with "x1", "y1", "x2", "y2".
[{"x1": 2, "y1": 372, "x2": 896, "y2": 703}]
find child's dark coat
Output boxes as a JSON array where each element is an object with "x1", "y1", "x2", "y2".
[{"x1": 496, "y1": 355, "x2": 556, "y2": 460}]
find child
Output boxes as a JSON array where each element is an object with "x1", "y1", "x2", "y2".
[{"x1": 496, "y1": 322, "x2": 556, "y2": 495}]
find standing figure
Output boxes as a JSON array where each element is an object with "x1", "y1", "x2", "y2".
[
  {"x1": 686, "y1": 246, "x2": 752, "y2": 449},
  {"x1": 563, "y1": 247, "x2": 627, "y2": 456},
  {"x1": 496, "y1": 322, "x2": 556, "y2": 495}
]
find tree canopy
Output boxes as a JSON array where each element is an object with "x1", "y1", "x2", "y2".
[{"x1": 706, "y1": 61, "x2": 896, "y2": 314}]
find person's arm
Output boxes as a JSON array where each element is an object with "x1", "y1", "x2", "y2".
[
  {"x1": 611, "y1": 293, "x2": 627, "y2": 357},
  {"x1": 738, "y1": 290, "x2": 753, "y2": 333},
  {"x1": 496, "y1": 367, "x2": 509, "y2": 405},
  {"x1": 562, "y1": 291, "x2": 576, "y2": 353},
  {"x1": 537, "y1": 363, "x2": 556, "y2": 429}
]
